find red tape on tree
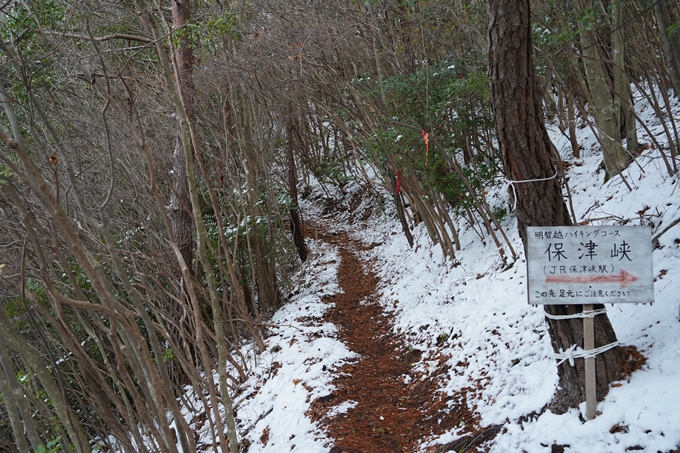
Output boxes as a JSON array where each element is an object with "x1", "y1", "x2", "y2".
[{"x1": 421, "y1": 130, "x2": 429, "y2": 165}]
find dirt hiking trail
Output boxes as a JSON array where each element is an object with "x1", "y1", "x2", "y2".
[{"x1": 307, "y1": 228, "x2": 500, "y2": 453}]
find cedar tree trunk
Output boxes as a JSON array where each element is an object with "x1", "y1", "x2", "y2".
[
  {"x1": 654, "y1": 0, "x2": 680, "y2": 99},
  {"x1": 168, "y1": 0, "x2": 196, "y2": 386},
  {"x1": 573, "y1": 0, "x2": 633, "y2": 179},
  {"x1": 487, "y1": 0, "x2": 625, "y2": 414},
  {"x1": 287, "y1": 111, "x2": 308, "y2": 262},
  {"x1": 169, "y1": 0, "x2": 195, "y2": 272}
]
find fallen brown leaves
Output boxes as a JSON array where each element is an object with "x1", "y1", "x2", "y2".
[{"x1": 307, "y1": 229, "x2": 490, "y2": 453}]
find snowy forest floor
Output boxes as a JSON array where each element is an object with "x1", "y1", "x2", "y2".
[
  {"x1": 231, "y1": 178, "x2": 679, "y2": 453},
  {"x1": 227, "y1": 92, "x2": 680, "y2": 453},
  {"x1": 305, "y1": 227, "x2": 493, "y2": 453},
  {"x1": 235, "y1": 210, "x2": 503, "y2": 453}
]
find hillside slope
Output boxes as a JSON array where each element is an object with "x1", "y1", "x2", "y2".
[{"x1": 230, "y1": 95, "x2": 680, "y2": 453}]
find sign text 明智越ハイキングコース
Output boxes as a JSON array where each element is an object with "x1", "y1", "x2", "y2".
[{"x1": 526, "y1": 226, "x2": 654, "y2": 305}]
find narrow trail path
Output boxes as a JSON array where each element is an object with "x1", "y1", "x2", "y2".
[{"x1": 307, "y1": 229, "x2": 489, "y2": 453}]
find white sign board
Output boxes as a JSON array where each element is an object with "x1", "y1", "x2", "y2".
[{"x1": 527, "y1": 226, "x2": 654, "y2": 305}]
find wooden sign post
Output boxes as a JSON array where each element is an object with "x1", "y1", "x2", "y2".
[
  {"x1": 526, "y1": 226, "x2": 654, "y2": 421},
  {"x1": 583, "y1": 303, "x2": 596, "y2": 420}
]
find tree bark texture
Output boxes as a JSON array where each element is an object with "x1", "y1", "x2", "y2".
[
  {"x1": 488, "y1": 0, "x2": 570, "y2": 241},
  {"x1": 610, "y1": 1, "x2": 638, "y2": 154},
  {"x1": 654, "y1": 0, "x2": 680, "y2": 99},
  {"x1": 0, "y1": 344, "x2": 38, "y2": 452},
  {"x1": 168, "y1": 0, "x2": 197, "y2": 388},
  {"x1": 169, "y1": 0, "x2": 195, "y2": 272},
  {"x1": 391, "y1": 169, "x2": 414, "y2": 248},
  {"x1": 574, "y1": 0, "x2": 632, "y2": 179},
  {"x1": 488, "y1": 0, "x2": 624, "y2": 414},
  {"x1": 287, "y1": 113, "x2": 308, "y2": 262}
]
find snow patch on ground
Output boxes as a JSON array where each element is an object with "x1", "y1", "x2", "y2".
[
  {"x1": 234, "y1": 242, "x2": 356, "y2": 453},
  {"x1": 232, "y1": 87, "x2": 680, "y2": 453}
]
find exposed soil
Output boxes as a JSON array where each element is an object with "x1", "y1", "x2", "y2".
[{"x1": 307, "y1": 229, "x2": 488, "y2": 453}]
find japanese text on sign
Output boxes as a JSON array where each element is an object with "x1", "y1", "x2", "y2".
[{"x1": 526, "y1": 226, "x2": 653, "y2": 305}]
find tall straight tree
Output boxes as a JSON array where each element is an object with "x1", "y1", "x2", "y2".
[
  {"x1": 169, "y1": 0, "x2": 195, "y2": 274},
  {"x1": 165, "y1": 0, "x2": 197, "y2": 388},
  {"x1": 654, "y1": 0, "x2": 680, "y2": 99},
  {"x1": 487, "y1": 0, "x2": 625, "y2": 413},
  {"x1": 573, "y1": 0, "x2": 634, "y2": 179}
]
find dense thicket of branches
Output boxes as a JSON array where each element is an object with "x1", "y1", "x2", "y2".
[{"x1": 0, "y1": 0, "x2": 678, "y2": 452}]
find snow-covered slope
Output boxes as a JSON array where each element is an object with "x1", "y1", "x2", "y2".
[{"x1": 234, "y1": 92, "x2": 680, "y2": 453}]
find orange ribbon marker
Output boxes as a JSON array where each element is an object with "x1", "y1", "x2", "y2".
[{"x1": 421, "y1": 130, "x2": 429, "y2": 165}]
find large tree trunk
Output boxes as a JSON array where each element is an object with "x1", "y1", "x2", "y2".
[
  {"x1": 574, "y1": 0, "x2": 632, "y2": 179},
  {"x1": 654, "y1": 0, "x2": 680, "y2": 99},
  {"x1": 169, "y1": 0, "x2": 195, "y2": 272},
  {"x1": 168, "y1": 0, "x2": 196, "y2": 388},
  {"x1": 488, "y1": 0, "x2": 625, "y2": 414},
  {"x1": 139, "y1": 1, "x2": 242, "y2": 449},
  {"x1": 611, "y1": 1, "x2": 638, "y2": 155}
]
